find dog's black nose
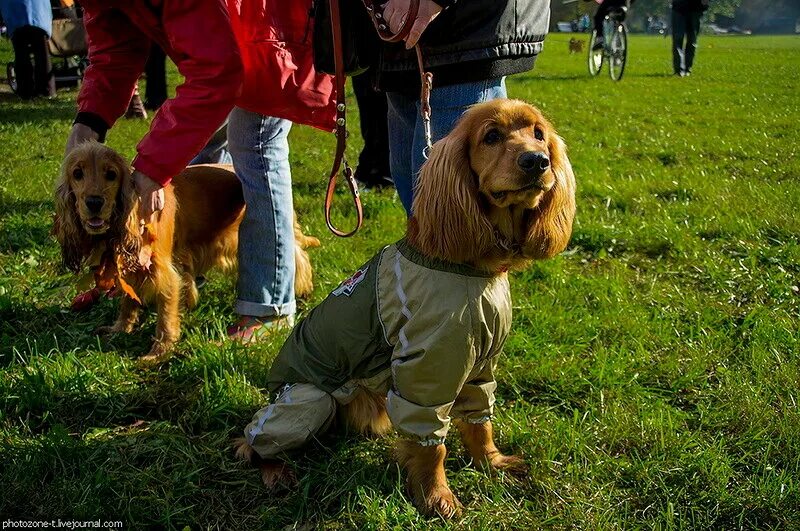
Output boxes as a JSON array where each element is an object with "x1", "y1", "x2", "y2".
[
  {"x1": 85, "y1": 195, "x2": 104, "y2": 214},
  {"x1": 518, "y1": 151, "x2": 550, "y2": 175}
]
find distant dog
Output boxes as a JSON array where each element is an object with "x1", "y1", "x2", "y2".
[
  {"x1": 54, "y1": 142, "x2": 318, "y2": 361},
  {"x1": 235, "y1": 100, "x2": 576, "y2": 518},
  {"x1": 569, "y1": 38, "x2": 584, "y2": 54}
]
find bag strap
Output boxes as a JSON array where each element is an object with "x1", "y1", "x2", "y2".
[{"x1": 324, "y1": 0, "x2": 363, "y2": 238}]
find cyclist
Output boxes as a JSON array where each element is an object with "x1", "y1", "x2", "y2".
[{"x1": 586, "y1": 0, "x2": 636, "y2": 50}]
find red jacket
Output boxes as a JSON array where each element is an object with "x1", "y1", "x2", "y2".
[
  {"x1": 229, "y1": 0, "x2": 336, "y2": 131},
  {"x1": 77, "y1": 0, "x2": 243, "y2": 187},
  {"x1": 77, "y1": 0, "x2": 335, "y2": 187}
]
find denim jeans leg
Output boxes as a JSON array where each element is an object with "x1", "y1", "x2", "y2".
[
  {"x1": 191, "y1": 116, "x2": 232, "y2": 165},
  {"x1": 388, "y1": 78, "x2": 506, "y2": 215},
  {"x1": 227, "y1": 107, "x2": 296, "y2": 318},
  {"x1": 387, "y1": 91, "x2": 418, "y2": 213}
]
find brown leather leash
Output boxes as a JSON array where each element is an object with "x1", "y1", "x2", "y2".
[
  {"x1": 324, "y1": 0, "x2": 363, "y2": 237},
  {"x1": 324, "y1": 0, "x2": 433, "y2": 237}
]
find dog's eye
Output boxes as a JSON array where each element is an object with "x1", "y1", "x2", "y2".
[
  {"x1": 483, "y1": 129, "x2": 503, "y2": 145},
  {"x1": 105, "y1": 169, "x2": 117, "y2": 181},
  {"x1": 534, "y1": 128, "x2": 545, "y2": 141},
  {"x1": 72, "y1": 168, "x2": 83, "y2": 180}
]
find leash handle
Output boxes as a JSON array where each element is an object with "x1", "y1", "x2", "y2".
[
  {"x1": 323, "y1": 0, "x2": 429, "y2": 236},
  {"x1": 324, "y1": 0, "x2": 364, "y2": 237},
  {"x1": 362, "y1": 0, "x2": 420, "y2": 43}
]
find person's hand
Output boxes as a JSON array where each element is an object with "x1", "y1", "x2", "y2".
[
  {"x1": 65, "y1": 123, "x2": 99, "y2": 155},
  {"x1": 133, "y1": 170, "x2": 165, "y2": 220},
  {"x1": 383, "y1": 0, "x2": 443, "y2": 49}
]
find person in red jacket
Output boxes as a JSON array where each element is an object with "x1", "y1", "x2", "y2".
[
  {"x1": 63, "y1": 0, "x2": 336, "y2": 333},
  {"x1": 221, "y1": 0, "x2": 335, "y2": 341},
  {"x1": 64, "y1": 0, "x2": 244, "y2": 220}
]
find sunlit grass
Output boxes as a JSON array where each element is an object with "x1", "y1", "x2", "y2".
[{"x1": 1, "y1": 34, "x2": 799, "y2": 529}]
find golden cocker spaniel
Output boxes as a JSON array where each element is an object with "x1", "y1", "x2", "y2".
[
  {"x1": 235, "y1": 99, "x2": 576, "y2": 518},
  {"x1": 54, "y1": 142, "x2": 318, "y2": 361}
]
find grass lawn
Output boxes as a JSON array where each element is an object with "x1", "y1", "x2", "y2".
[{"x1": 1, "y1": 33, "x2": 799, "y2": 529}]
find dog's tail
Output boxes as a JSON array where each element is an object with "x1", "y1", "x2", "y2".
[{"x1": 293, "y1": 216, "x2": 319, "y2": 298}]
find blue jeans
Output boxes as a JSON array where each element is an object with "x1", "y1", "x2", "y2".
[
  {"x1": 190, "y1": 118, "x2": 232, "y2": 165},
  {"x1": 387, "y1": 78, "x2": 507, "y2": 214},
  {"x1": 227, "y1": 107, "x2": 296, "y2": 318}
]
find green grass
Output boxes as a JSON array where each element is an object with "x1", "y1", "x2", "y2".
[{"x1": 1, "y1": 34, "x2": 799, "y2": 529}]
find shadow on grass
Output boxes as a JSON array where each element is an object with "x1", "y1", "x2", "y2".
[
  {"x1": 0, "y1": 297, "x2": 151, "y2": 364},
  {"x1": 0, "y1": 190, "x2": 53, "y2": 252},
  {"x1": 0, "y1": 421, "x2": 401, "y2": 528},
  {"x1": 637, "y1": 72, "x2": 677, "y2": 78},
  {"x1": 0, "y1": 93, "x2": 76, "y2": 124},
  {"x1": 0, "y1": 191, "x2": 51, "y2": 217}
]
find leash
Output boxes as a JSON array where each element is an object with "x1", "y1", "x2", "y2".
[
  {"x1": 324, "y1": 0, "x2": 433, "y2": 236},
  {"x1": 365, "y1": 0, "x2": 434, "y2": 157},
  {"x1": 323, "y1": 0, "x2": 365, "y2": 238},
  {"x1": 416, "y1": 46, "x2": 434, "y2": 158}
]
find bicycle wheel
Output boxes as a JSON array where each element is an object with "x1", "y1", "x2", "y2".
[
  {"x1": 608, "y1": 24, "x2": 627, "y2": 81},
  {"x1": 587, "y1": 30, "x2": 603, "y2": 76}
]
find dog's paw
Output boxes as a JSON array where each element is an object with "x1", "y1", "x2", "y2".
[
  {"x1": 95, "y1": 325, "x2": 116, "y2": 336},
  {"x1": 420, "y1": 485, "x2": 462, "y2": 520},
  {"x1": 138, "y1": 342, "x2": 173, "y2": 366},
  {"x1": 260, "y1": 460, "x2": 298, "y2": 492},
  {"x1": 95, "y1": 323, "x2": 132, "y2": 336},
  {"x1": 489, "y1": 453, "x2": 527, "y2": 477}
]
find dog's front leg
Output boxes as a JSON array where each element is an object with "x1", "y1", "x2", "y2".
[
  {"x1": 456, "y1": 420, "x2": 526, "y2": 474},
  {"x1": 395, "y1": 440, "x2": 461, "y2": 519},
  {"x1": 96, "y1": 296, "x2": 140, "y2": 336},
  {"x1": 142, "y1": 263, "x2": 181, "y2": 362}
]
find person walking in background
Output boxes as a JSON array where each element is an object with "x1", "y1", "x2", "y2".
[
  {"x1": 125, "y1": 83, "x2": 147, "y2": 119},
  {"x1": 1, "y1": 0, "x2": 55, "y2": 99},
  {"x1": 377, "y1": 0, "x2": 550, "y2": 214},
  {"x1": 671, "y1": 0, "x2": 709, "y2": 76},
  {"x1": 144, "y1": 43, "x2": 168, "y2": 111},
  {"x1": 352, "y1": 71, "x2": 393, "y2": 189}
]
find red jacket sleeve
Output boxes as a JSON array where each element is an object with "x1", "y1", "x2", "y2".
[
  {"x1": 77, "y1": 6, "x2": 150, "y2": 131},
  {"x1": 132, "y1": 0, "x2": 243, "y2": 186}
]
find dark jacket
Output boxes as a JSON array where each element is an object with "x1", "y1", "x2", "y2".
[{"x1": 375, "y1": 0, "x2": 550, "y2": 93}]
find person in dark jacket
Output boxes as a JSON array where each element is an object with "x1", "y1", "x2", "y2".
[
  {"x1": 352, "y1": 71, "x2": 393, "y2": 189},
  {"x1": 671, "y1": 0, "x2": 708, "y2": 76},
  {"x1": 378, "y1": 0, "x2": 550, "y2": 214},
  {"x1": 1, "y1": 0, "x2": 55, "y2": 99},
  {"x1": 144, "y1": 43, "x2": 168, "y2": 111}
]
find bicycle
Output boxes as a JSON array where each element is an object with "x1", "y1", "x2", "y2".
[{"x1": 587, "y1": 0, "x2": 629, "y2": 81}]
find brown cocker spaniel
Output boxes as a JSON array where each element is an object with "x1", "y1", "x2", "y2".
[
  {"x1": 235, "y1": 99, "x2": 576, "y2": 518},
  {"x1": 54, "y1": 142, "x2": 318, "y2": 361}
]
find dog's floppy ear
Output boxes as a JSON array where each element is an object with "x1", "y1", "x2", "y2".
[
  {"x1": 111, "y1": 161, "x2": 141, "y2": 270},
  {"x1": 54, "y1": 159, "x2": 88, "y2": 273},
  {"x1": 409, "y1": 131, "x2": 495, "y2": 264},
  {"x1": 523, "y1": 134, "x2": 576, "y2": 259}
]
